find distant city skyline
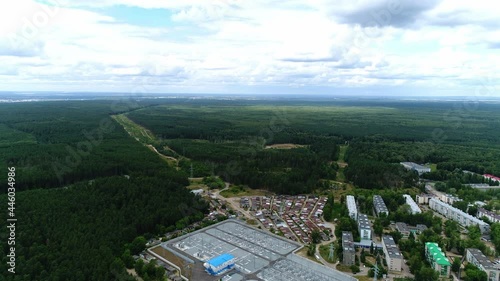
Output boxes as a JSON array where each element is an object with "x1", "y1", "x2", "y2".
[{"x1": 1, "y1": 0, "x2": 499, "y2": 96}]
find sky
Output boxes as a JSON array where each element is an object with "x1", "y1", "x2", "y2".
[{"x1": 0, "y1": 0, "x2": 499, "y2": 96}]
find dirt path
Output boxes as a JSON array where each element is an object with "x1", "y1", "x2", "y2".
[
  {"x1": 212, "y1": 184, "x2": 268, "y2": 229},
  {"x1": 146, "y1": 144, "x2": 178, "y2": 164},
  {"x1": 112, "y1": 113, "x2": 181, "y2": 166},
  {"x1": 126, "y1": 268, "x2": 143, "y2": 281}
]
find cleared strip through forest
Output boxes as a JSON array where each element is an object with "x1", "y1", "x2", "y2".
[{"x1": 111, "y1": 114, "x2": 179, "y2": 165}]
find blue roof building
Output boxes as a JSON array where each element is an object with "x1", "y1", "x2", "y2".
[{"x1": 204, "y1": 253, "x2": 235, "y2": 275}]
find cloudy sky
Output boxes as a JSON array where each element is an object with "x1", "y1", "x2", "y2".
[{"x1": 0, "y1": 0, "x2": 499, "y2": 96}]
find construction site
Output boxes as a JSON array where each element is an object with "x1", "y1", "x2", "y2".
[{"x1": 149, "y1": 219, "x2": 356, "y2": 281}]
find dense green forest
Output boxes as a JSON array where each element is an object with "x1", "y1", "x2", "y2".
[
  {"x1": 0, "y1": 176, "x2": 206, "y2": 280},
  {"x1": 0, "y1": 100, "x2": 168, "y2": 192},
  {"x1": 0, "y1": 100, "x2": 207, "y2": 280},
  {"x1": 126, "y1": 99, "x2": 500, "y2": 193},
  {"x1": 1, "y1": 98, "x2": 500, "y2": 280}
]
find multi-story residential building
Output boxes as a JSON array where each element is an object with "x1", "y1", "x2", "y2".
[
  {"x1": 425, "y1": 242, "x2": 451, "y2": 277},
  {"x1": 382, "y1": 235, "x2": 403, "y2": 271},
  {"x1": 440, "y1": 193, "x2": 463, "y2": 205},
  {"x1": 415, "y1": 193, "x2": 433, "y2": 204},
  {"x1": 484, "y1": 174, "x2": 500, "y2": 183},
  {"x1": 342, "y1": 231, "x2": 356, "y2": 266},
  {"x1": 465, "y1": 248, "x2": 500, "y2": 281},
  {"x1": 403, "y1": 194, "x2": 422, "y2": 214},
  {"x1": 477, "y1": 208, "x2": 500, "y2": 224},
  {"x1": 429, "y1": 198, "x2": 490, "y2": 233},
  {"x1": 358, "y1": 214, "x2": 371, "y2": 240},
  {"x1": 346, "y1": 195, "x2": 358, "y2": 221},
  {"x1": 373, "y1": 195, "x2": 389, "y2": 217}
]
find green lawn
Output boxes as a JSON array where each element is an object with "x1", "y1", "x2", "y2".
[
  {"x1": 430, "y1": 163, "x2": 438, "y2": 172},
  {"x1": 319, "y1": 243, "x2": 337, "y2": 263}
]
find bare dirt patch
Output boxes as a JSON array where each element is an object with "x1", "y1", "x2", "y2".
[{"x1": 265, "y1": 143, "x2": 307, "y2": 149}]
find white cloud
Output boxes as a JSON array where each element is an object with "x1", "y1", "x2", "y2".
[{"x1": 0, "y1": 0, "x2": 498, "y2": 95}]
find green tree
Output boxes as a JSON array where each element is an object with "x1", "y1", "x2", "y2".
[
  {"x1": 130, "y1": 236, "x2": 147, "y2": 255},
  {"x1": 452, "y1": 257, "x2": 461, "y2": 273},
  {"x1": 468, "y1": 225, "x2": 481, "y2": 241},
  {"x1": 155, "y1": 266, "x2": 166, "y2": 280},
  {"x1": 408, "y1": 255, "x2": 422, "y2": 274},
  {"x1": 464, "y1": 264, "x2": 488, "y2": 281},
  {"x1": 144, "y1": 260, "x2": 157, "y2": 278},
  {"x1": 311, "y1": 230, "x2": 322, "y2": 244},
  {"x1": 121, "y1": 249, "x2": 135, "y2": 269},
  {"x1": 110, "y1": 258, "x2": 126, "y2": 277},
  {"x1": 360, "y1": 249, "x2": 366, "y2": 263},
  {"x1": 135, "y1": 259, "x2": 145, "y2": 277},
  {"x1": 307, "y1": 243, "x2": 316, "y2": 256},
  {"x1": 350, "y1": 265, "x2": 360, "y2": 274},
  {"x1": 453, "y1": 201, "x2": 469, "y2": 212},
  {"x1": 374, "y1": 222, "x2": 384, "y2": 237},
  {"x1": 415, "y1": 267, "x2": 439, "y2": 281}
]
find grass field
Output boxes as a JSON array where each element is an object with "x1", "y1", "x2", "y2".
[
  {"x1": 112, "y1": 114, "x2": 180, "y2": 166},
  {"x1": 219, "y1": 185, "x2": 273, "y2": 198},
  {"x1": 338, "y1": 145, "x2": 348, "y2": 162},
  {"x1": 295, "y1": 247, "x2": 323, "y2": 264},
  {"x1": 319, "y1": 243, "x2": 337, "y2": 263},
  {"x1": 150, "y1": 246, "x2": 188, "y2": 276},
  {"x1": 111, "y1": 114, "x2": 157, "y2": 145},
  {"x1": 430, "y1": 163, "x2": 438, "y2": 172}
]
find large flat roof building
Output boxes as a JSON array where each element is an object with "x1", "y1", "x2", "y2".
[
  {"x1": 159, "y1": 219, "x2": 357, "y2": 281},
  {"x1": 400, "y1": 162, "x2": 431, "y2": 175},
  {"x1": 465, "y1": 248, "x2": 500, "y2": 281},
  {"x1": 395, "y1": 222, "x2": 410, "y2": 238},
  {"x1": 425, "y1": 242, "x2": 451, "y2": 277},
  {"x1": 204, "y1": 253, "x2": 235, "y2": 275},
  {"x1": 414, "y1": 224, "x2": 428, "y2": 234},
  {"x1": 358, "y1": 214, "x2": 371, "y2": 240},
  {"x1": 403, "y1": 194, "x2": 422, "y2": 214},
  {"x1": 382, "y1": 235, "x2": 403, "y2": 272},
  {"x1": 468, "y1": 184, "x2": 500, "y2": 192},
  {"x1": 342, "y1": 231, "x2": 356, "y2": 266},
  {"x1": 373, "y1": 195, "x2": 389, "y2": 217},
  {"x1": 346, "y1": 195, "x2": 358, "y2": 221},
  {"x1": 429, "y1": 198, "x2": 490, "y2": 233}
]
